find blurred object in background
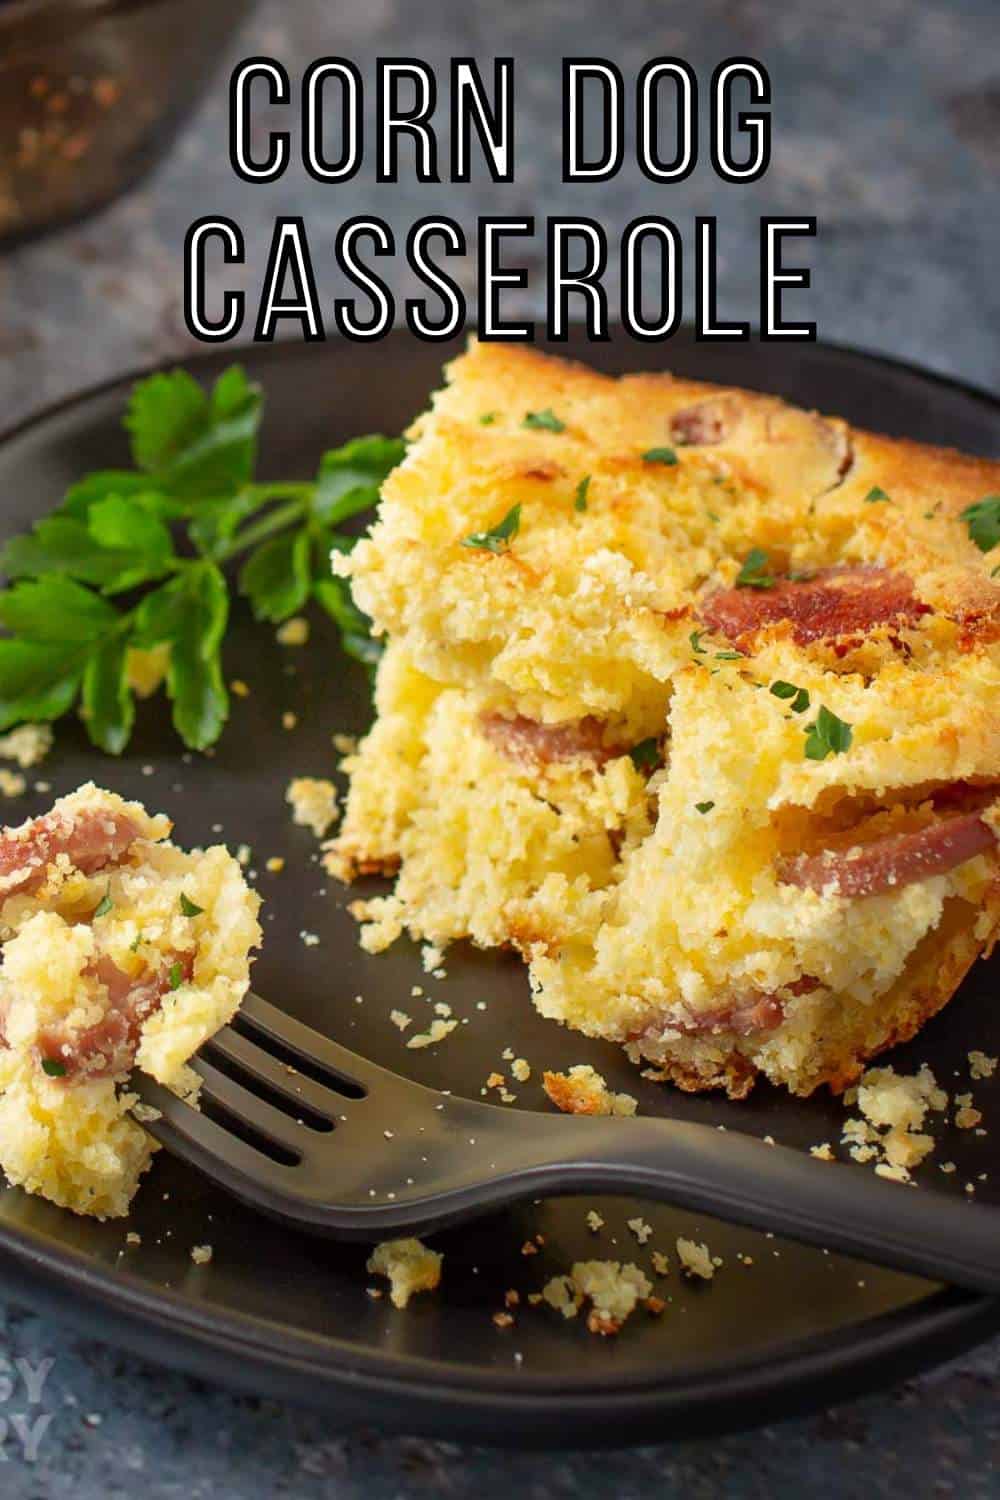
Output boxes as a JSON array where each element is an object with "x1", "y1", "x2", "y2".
[{"x1": 0, "y1": 0, "x2": 254, "y2": 247}]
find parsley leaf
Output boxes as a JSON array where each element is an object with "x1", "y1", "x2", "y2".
[
  {"x1": 41, "y1": 1058, "x2": 67, "y2": 1078},
  {"x1": 180, "y1": 893, "x2": 204, "y2": 917},
  {"x1": 461, "y1": 505, "x2": 522, "y2": 553},
  {"x1": 865, "y1": 486, "x2": 891, "y2": 503},
  {"x1": 804, "y1": 706, "x2": 853, "y2": 760},
  {"x1": 93, "y1": 886, "x2": 114, "y2": 919},
  {"x1": 642, "y1": 447, "x2": 678, "y2": 466},
  {"x1": 0, "y1": 366, "x2": 403, "y2": 754},
  {"x1": 689, "y1": 629, "x2": 707, "y2": 654},
  {"x1": 695, "y1": 800, "x2": 715, "y2": 814},
  {"x1": 961, "y1": 496, "x2": 1000, "y2": 554},
  {"x1": 479, "y1": 412, "x2": 497, "y2": 426},
  {"x1": 629, "y1": 737, "x2": 660, "y2": 772},
  {"x1": 523, "y1": 409, "x2": 565, "y2": 433},
  {"x1": 735, "y1": 548, "x2": 776, "y2": 590},
  {"x1": 574, "y1": 475, "x2": 591, "y2": 513},
  {"x1": 168, "y1": 962, "x2": 184, "y2": 991},
  {"x1": 770, "y1": 679, "x2": 811, "y2": 715}
]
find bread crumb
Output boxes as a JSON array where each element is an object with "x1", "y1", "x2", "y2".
[
  {"x1": 544, "y1": 1261, "x2": 653, "y2": 1335},
  {"x1": 265, "y1": 857, "x2": 285, "y2": 874},
  {"x1": 0, "y1": 723, "x2": 52, "y2": 768},
  {"x1": 651, "y1": 1250, "x2": 670, "y2": 1277},
  {"x1": 230, "y1": 679, "x2": 250, "y2": 698},
  {"x1": 543, "y1": 1064, "x2": 637, "y2": 1118},
  {"x1": 874, "y1": 1162, "x2": 911, "y2": 1184},
  {"x1": 676, "y1": 1238, "x2": 716, "y2": 1280},
  {"x1": 626, "y1": 1216, "x2": 652, "y2": 1245},
  {"x1": 0, "y1": 769, "x2": 26, "y2": 798},
  {"x1": 332, "y1": 732, "x2": 357, "y2": 755},
  {"x1": 493, "y1": 1311, "x2": 515, "y2": 1328},
  {"x1": 389, "y1": 1009, "x2": 411, "y2": 1031},
  {"x1": 585, "y1": 1210, "x2": 605, "y2": 1233},
  {"x1": 125, "y1": 1231, "x2": 142, "y2": 1246},
  {"x1": 367, "y1": 1237, "x2": 442, "y2": 1309},
  {"x1": 845, "y1": 1064, "x2": 948, "y2": 1179},
  {"x1": 300, "y1": 931, "x2": 320, "y2": 947},
  {"x1": 282, "y1": 712, "x2": 297, "y2": 731},
  {"x1": 511, "y1": 1058, "x2": 531, "y2": 1083},
  {"x1": 276, "y1": 616, "x2": 310, "y2": 647},
  {"x1": 504, "y1": 1289, "x2": 520, "y2": 1307},
  {"x1": 521, "y1": 1240, "x2": 539, "y2": 1257},
  {"x1": 406, "y1": 1018, "x2": 458, "y2": 1049},
  {"x1": 955, "y1": 1105, "x2": 983, "y2": 1129},
  {"x1": 190, "y1": 1244, "x2": 213, "y2": 1265},
  {"x1": 810, "y1": 1143, "x2": 835, "y2": 1161},
  {"x1": 969, "y1": 1050, "x2": 997, "y2": 1081},
  {"x1": 421, "y1": 944, "x2": 444, "y2": 973},
  {"x1": 286, "y1": 778, "x2": 339, "y2": 839}
]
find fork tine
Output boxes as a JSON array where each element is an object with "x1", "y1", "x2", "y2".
[
  {"x1": 236, "y1": 991, "x2": 385, "y2": 1089},
  {"x1": 190, "y1": 1057, "x2": 319, "y2": 1154},
  {"x1": 132, "y1": 1078, "x2": 302, "y2": 1195},
  {"x1": 203, "y1": 1025, "x2": 345, "y2": 1119}
]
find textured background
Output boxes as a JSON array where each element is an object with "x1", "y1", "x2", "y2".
[{"x1": 0, "y1": 0, "x2": 999, "y2": 1493}]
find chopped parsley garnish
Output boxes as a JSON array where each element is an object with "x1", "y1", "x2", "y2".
[
  {"x1": 713, "y1": 650, "x2": 743, "y2": 661},
  {"x1": 770, "y1": 680, "x2": 811, "y2": 714},
  {"x1": 804, "y1": 705, "x2": 853, "y2": 761},
  {"x1": 695, "y1": 801, "x2": 715, "y2": 814},
  {"x1": 574, "y1": 475, "x2": 591, "y2": 513},
  {"x1": 961, "y1": 496, "x2": 1000, "y2": 553},
  {"x1": 629, "y1": 737, "x2": 660, "y2": 772},
  {"x1": 130, "y1": 932, "x2": 144, "y2": 952},
  {"x1": 461, "y1": 504, "x2": 522, "y2": 553},
  {"x1": 180, "y1": 893, "x2": 204, "y2": 918},
  {"x1": 735, "y1": 548, "x2": 776, "y2": 590},
  {"x1": 689, "y1": 628, "x2": 707, "y2": 654},
  {"x1": 93, "y1": 886, "x2": 114, "y2": 919},
  {"x1": 168, "y1": 962, "x2": 184, "y2": 991},
  {"x1": 479, "y1": 411, "x2": 498, "y2": 425},
  {"x1": 0, "y1": 364, "x2": 403, "y2": 754},
  {"x1": 641, "y1": 447, "x2": 678, "y2": 466},
  {"x1": 706, "y1": 510, "x2": 720, "y2": 524},
  {"x1": 41, "y1": 1058, "x2": 67, "y2": 1078},
  {"x1": 993, "y1": 564, "x2": 1000, "y2": 578},
  {"x1": 522, "y1": 409, "x2": 565, "y2": 433},
  {"x1": 865, "y1": 486, "x2": 891, "y2": 503}
]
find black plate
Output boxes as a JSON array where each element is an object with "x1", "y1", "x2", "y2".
[{"x1": 0, "y1": 331, "x2": 998, "y2": 1449}]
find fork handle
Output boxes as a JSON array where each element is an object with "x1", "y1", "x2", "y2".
[{"x1": 515, "y1": 1114, "x2": 1000, "y2": 1295}]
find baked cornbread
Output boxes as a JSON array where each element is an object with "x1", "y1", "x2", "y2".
[
  {"x1": 0, "y1": 784, "x2": 261, "y2": 1216},
  {"x1": 331, "y1": 342, "x2": 1000, "y2": 1098}
]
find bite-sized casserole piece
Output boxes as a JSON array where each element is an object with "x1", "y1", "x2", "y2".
[
  {"x1": 330, "y1": 341, "x2": 1000, "y2": 1098},
  {"x1": 0, "y1": 784, "x2": 261, "y2": 1216}
]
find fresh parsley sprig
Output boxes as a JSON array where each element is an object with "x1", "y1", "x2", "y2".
[{"x1": 0, "y1": 366, "x2": 403, "y2": 755}]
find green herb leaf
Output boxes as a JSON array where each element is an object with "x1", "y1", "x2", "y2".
[
  {"x1": 0, "y1": 639, "x2": 85, "y2": 730},
  {"x1": 865, "y1": 486, "x2": 891, "y2": 503},
  {"x1": 642, "y1": 447, "x2": 678, "y2": 466},
  {"x1": 770, "y1": 680, "x2": 798, "y2": 700},
  {"x1": 81, "y1": 631, "x2": 134, "y2": 755},
  {"x1": 523, "y1": 409, "x2": 565, "y2": 433},
  {"x1": 714, "y1": 650, "x2": 743, "y2": 661},
  {"x1": 0, "y1": 577, "x2": 118, "y2": 643},
  {"x1": 689, "y1": 629, "x2": 707, "y2": 654},
  {"x1": 479, "y1": 412, "x2": 497, "y2": 426},
  {"x1": 179, "y1": 893, "x2": 204, "y2": 917},
  {"x1": 126, "y1": 366, "x2": 262, "y2": 500},
  {"x1": 41, "y1": 1057, "x2": 67, "y2": 1078},
  {"x1": 162, "y1": 564, "x2": 230, "y2": 751},
  {"x1": 168, "y1": 962, "x2": 184, "y2": 991},
  {"x1": 804, "y1": 705, "x2": 853, "y2": 761},
  {"x1": 629, "y1": 737, "x2": 660, "y2": 771},
  {"x1": 461, "y1": 504, "x2": 522, "y2": 553},
  {"x1": 93, "y1": 886, "x2": 114, "y2": 919},
  {"x1": 735, "y1": 548, "x2": 776, "y2": 590},
  {"x1": 695, "y1": 800, "x2": 715, "y2": 814},
  {"x1": 961, "y1": 496, "x2": 1000, "y2": 554},
  {"x1": 88, "y1": 495, "x2": 175, "y2": 563},
  {"x1": 313, "y1": 435, "x2": 405, "y2": 528},
  {"x1": 574, "y1": 475, "x2": 591, "y2": 513},
  {"x1": 239, "y1": 530, "x2": 311, "y2": 623},
  {"x1": 313, "y1": 577, "x2": 383, "y2": 669}
]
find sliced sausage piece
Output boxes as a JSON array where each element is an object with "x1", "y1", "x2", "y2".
[
  {"x1": 779, "y1": 812, "x2": 997, "y2": 900},
  {"x1": 37, "y1": 950, "x2": 194, "y2": 1083},
  {"x1": 480, "y1": 712, "x2": 626, "y2": 767},
  {"x1": 671, "y1": 397, "x2": 742, "y2": 446},
  {"x1": 0, "y1": 806, "x2": 141, "y2": 898},
  {"x1": 699, "y1": 565, "x2": 930, "y2": 651}
]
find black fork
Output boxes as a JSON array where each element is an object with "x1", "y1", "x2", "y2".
[{"x1": 131, "y1": 992, "x2": 1000, "y2": 1293}]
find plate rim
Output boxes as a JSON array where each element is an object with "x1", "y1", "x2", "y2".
[{"x1": 0, "y1": 331, "x2": 998, "y2": 1442}]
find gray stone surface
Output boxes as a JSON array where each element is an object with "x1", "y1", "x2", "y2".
[{"x1": 0, "y1": 0, "x2": 998, "y2": 1493}]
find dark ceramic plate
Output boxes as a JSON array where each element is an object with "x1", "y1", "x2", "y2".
[{"x1": 0, "y1": 332, "x2": 998, "y2": 1449}]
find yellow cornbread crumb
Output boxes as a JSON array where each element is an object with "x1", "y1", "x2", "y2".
[
  {"x1": 367, "y1": 1237, "x2": 442, "y2": 1308},
  {"x1": 676, "y1": 1238, "x2": 717, "y2": 1280},
  {"x1": 842, "y1": 1063, "x2": 948, "y2": 1179},
  {"x1": 286, "y1": 778, "x2": 339, "y2": 839},
  {"x1": 542, "y1": 1261, "x2": 653, "y2": 1334},
  {"x1": 406, "y1": 1018, "x2": 458, "y2": 1049},
  {"x1": 0, "y1": 770, "x2": 26, "y2": 798},
  {"x1": 276, "y1": 616, "x2": 310, "y2": 647},
  {"x1": 125, "y1": 644, "x2": 170, "y2": 700},
  {"x1": 542, "y1": 1064, "x2": 637, "y2": 1117},
  {"x1": 191, "y1": 1244, "x2": 213, "y2": 1265},
  {"x1": 0, "y1": 724, "x2": 52, "y2": 769},
  {"x1": 969, "y1": 1050, "x2": 997, "y2": 1081}
]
